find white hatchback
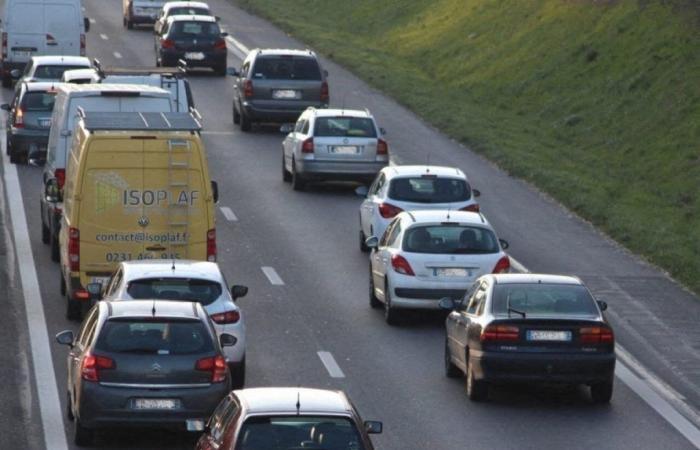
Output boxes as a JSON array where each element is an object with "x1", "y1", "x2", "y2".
[
  {"x1": 357, "y1": 165, "x2": 481, "y2": 252},
  {"x1": 366, "y1": 210, "x2": 510, "y2": 325},
  {"x1": 91, "y1": 260, "x2": 248, "y2": 387}
]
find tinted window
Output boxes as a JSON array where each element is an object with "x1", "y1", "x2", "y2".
[
  {"x1": 96, "y1": 319, "x2": 213, "y2": 354},
  {"x1": 314, "y1": 117, "x2": 376, "y2": 138},
  {"x1": 20, "y1": 91, "x2": 56, "y2": 111},
  {"x1": 388, "y1": 176, "x2": 471, "y2": 203},
  {"x1": 236, "y1": 416, "x2": 365, "y2": 450},
  {"x1": 252, "y1": 56, "x2": 321, "y2": 80},
  {"x1": 170, "y1": 21, "x2": 221, "y2": 37},
  {"x1": 34, "y1": 65, "x2": 88, "y2": 80},
  {"x1": 169, "y1": 7, "x2": 209, "y2": 16},
  {"x1": 492, "y1": 283, "x2": 599, "y2": 317},
  {"x1": 127, "y1": 278, "x2": 222, "y2": 306},
  {"x1": 403, "y1": 225, "x2": 499, "y2": 254}
]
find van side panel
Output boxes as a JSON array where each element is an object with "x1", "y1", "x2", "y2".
[{"x1": 44, "y1": 4, "x2": 81, "y2": 55}]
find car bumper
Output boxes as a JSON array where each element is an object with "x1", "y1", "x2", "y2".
[
  {"x1": 8, "y1": 130, "x2": 49, "y2": 157},
  {"x1": 471, "y1": 350, "x2": 616, "y2": 384},
  {"x1": 241, "y1": 101, "x2": 328, "y2": 123},
  {"x1": 296, "y1": 159, "x2": 387, "y2": 181},
  {"x1": 131, "y1": 14, "x2": 158, "y2": 24},
  {"x1": 1, "y1": 61, "x2": 27, "y2": 77},
  {"x1": 161, "y1": 51, "x2": 225, "y2": 68},
  {"x1": 389, "y1": 275, "x2": 470, "y2": 309}
]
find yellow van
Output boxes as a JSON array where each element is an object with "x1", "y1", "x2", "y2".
[{"x1": 53, "y1": 111, "x2": 218, "y2": 319}]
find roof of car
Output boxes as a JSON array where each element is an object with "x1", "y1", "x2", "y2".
[
  {"x1": 62, "y1": 68, "x2": 99, "y2": 78},
  {"x1": 235, "y1": 388, "x2": 353, "y2": 415},
  {"x1": 21, "y1": 81, "x2": 62, "y2": 92},
  {"x1": 163, "y1": 1, "x2": 210, "y2": 10},
  {"x1": 253, "y1": 48, "x2": 317, "y2": 58},
  {"x1": 55, "y1": 83, "x2": 170, "y2": 95},
  {"x1": 120, "y1": 260, "x2": 223, "y2": 282},
  {"x1": 167, "y1": 14, "x2": 217, "y2": 23},
  {"x1": 383, "y1": 165, "x2": 466, "y2": 179},
  {"x1": 309, "y1": 108, "x2": 372, "y2": 118},
  {"x1": 30, "y1": 56, "x2": 91, "y2": 66},
  {"x1": 399, "y1": 210, "x2": 490, "y2": 226},
  {"x1": 491, "y1": 273, "x2": 583, "y2": 285},
  {"x1": 104, "y1": 300, "x2": 202, "y2": 319}
]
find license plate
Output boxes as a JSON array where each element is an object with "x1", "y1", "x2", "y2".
[
  {"x1": 90, "y1": 276, "x2": 110, "y2": 286},
  {"x1": 527, "y1": 330, "x2": 572, "y2": 341},
  {"x1": 185, "y1": 52, "x2": 205, "y2": 60},
  {"x1": 331, "y1": 145, "x2": 359, "y2": 155},
  {"x1": 14, "y1": 51, "x2": 31, "y2": 57},
  {"x1": 436, "y1": 268, "x2": 470, "y2": 277},
  {"x1": 38, "y1": 118, "x2": 51, "y2": 128},
  {"x1": 133, "y1": 398, "x2": 179, "y2": 410},
  {"x1": 272, "y1": 89, "x2": 299, "y2": 100}
]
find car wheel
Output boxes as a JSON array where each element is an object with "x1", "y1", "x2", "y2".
[
  {"x1": 369, "y1": 264, "x2": 381, "y2": 308},
  {"x1": 74, "y1": 417, "x2": 95, "y2": 447},
  {"x1": 359, "y1": 230, "x2": 369, "y2": 252},
  {"x1": 66, "y1": 391, "x2": 74, "y2": 421},
  {"x1": 291, "y1": 159, "x2": 306, "y2": 191},
  {"x1": 383, "y1": 280, "x2": 400, "y2": 326},
  {"x1": 50, "y1": 230, "x2": 60, "y2": 262},
  {"x1": 444, "y1": 339, "x2": 461, "y2": 378},
  {"x1": 233, "y1": 104, "x2": 241, "y2": 124},
  {"x1": 466, "y1": 355, "x2": 488, "y2": 401},
  {"x1": 41, "y1": 212, "x2": 50, "y2": 244},
  {"x1": 9, "y1": 149, "x2": 19, "y2": 164},
  {"x1": 229, "y1": 357, "x2": 245, "y2": 389},
  {"x1": 590, "y1": 379, "x2": 613, "y2": 404},
  {"x1": 282, "y1": 154, "x2": 292, "y2": 182},
  {"x1": 239, "y1": 112, "x2": 252, "y2": 132}
]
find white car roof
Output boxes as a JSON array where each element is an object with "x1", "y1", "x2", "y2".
[
  {"x1": 120, "y1": 260, "x2": 224, "y2": 283},
  {"x1": 31, "y1": 56, "x2": 91, "y2": 66},
  {"x1": 163, "y1": 1, "x2": 210, "y2": 11},
  {"x1": 310, "y1": 108, "x2": 372, "y2": 119},
  {"x1": 236, "y1": 388, "x2": 352, "y2": 415},
  {"x1": 167, "y1": 14, "x2": 217, "y2": 23},
  {"x1": 399, "y1": 210, "x2": 490, "y2": 227},
  {"x1": 105, "y1": 300, "x2": 202, "y2": 319},
  {"x1": 61, "y1": 68, "x2": 100, "y2": 82},
  {"x1": 56, "y1": 83, "x2": 170, "y2": 96},
  {"x1": 491, "y1": 273, "x2": 583, "y2": 285},
  {"x1": 383, "y1": 165, "x2": 466, "y2": 179}
]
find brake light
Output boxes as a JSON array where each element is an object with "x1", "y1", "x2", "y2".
[
  {"x1": 391, "y1": 254, "x2": 415, "y2": 276},
  {"x1": 320, "y1": 81, "x2": 329, "y2": 103},
  {"x1": 207, "y1": 229, "x2": 216, "y2": 262},
  {"x1": 580, "y1": 326, "x2": 614, "y2": 344},
  {"x1": 243, "y1": 80, "x2": 253, "y2": 98},
  {"x1": 81, "y1": 353, "x2": 115, "y2": 382},
  {"x1": 210, "y1": 310, "x2": 240, "y2": 324},
  {"x1": 481, "y1": 324, "x2": 519, "y2": 342},
  {"x1": 2, "y1": 33, "x2": 7, "y2": 60},
  {"x1": 14, "y1": 108, "x2": 24, "y2": 128},
  {"x1": 376, "y1": 138, "x2": 388, "y2": 156},
  {"x1": 460, "y1": 204, "x2": 480, "y2": 213},
  {"x1": 492, "y1": 255, "x2": 510, "y2": 274},
  {"x1": 378, "y1": 202, "x2": 403, "y2": 219},
  {"x1": 74, "y1": 289, "x2": 90, "y2": 301},
  {"x1": 195, "y1": 355, "x2": 227, "y2": 383},
  {"x1": 68, "y1": 227, "x2": 80, "y2": 271},
  {"x1": 160, "y1": 38, "x2": 175, "y2": 49},
  {"x1": 55, "y1": 169, "x2": 66, "y2": 190},
  {"x1": 213, "y1": 38, "x2": 226, "y2": 50},
  {"x1": 80, "y1": 33, "x2": 86, "y2": 56},
  {"x1": 301, "y1": 137, "x2": 314, "y2": 153}
]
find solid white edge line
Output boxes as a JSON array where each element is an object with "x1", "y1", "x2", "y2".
[
  {"x1": 509, "y1": 256, "x2": 529, "y2": 274},
  {"x1": 317, "y1": 351, "x2": 345, "y2": 378},
  {"x1": 1, "y1": 130, "x2": 69, "y2": 449},
  {"x1": 261, "y1": 266, "x2": 284, "y2": 285},
  {"x1": 224, "y1": 35, "x2": 249, "y2": 56},
  {"x1": 113, "y1": 51, "x2": 122, "y2": 59},
  {"x1": 219, "y1": 206, "x2": 237, "y2": 222}
]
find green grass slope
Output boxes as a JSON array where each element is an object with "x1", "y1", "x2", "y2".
[{"x1": 237, "y1": 0, "x2": 700, "y2": 293}]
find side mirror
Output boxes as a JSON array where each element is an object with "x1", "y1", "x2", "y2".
[
  {"x1": 365, "y1": 236, "x2": 378, "y2": 249},
  {"x1": 354, "y1": 185, "x2": 369, "y2": 197},
  {"x1": 499, "y1": 239, "x2": 509, "y2": 250},
  {"x1": 220, "y1": 31, "x2": 229, "y2": 37},
  {"x1": 0, "y1": 103, "x2": 10, "y2": 111},
  {"x1": 211, "y1": 181, "x2": 219, "y2": 203},
  {"x1": 215, "y1": 15, "x2": 221, "y2": 21},
  {"x1": 10, "y1": 69, "x2": 20, "y2": 79},
  {"x1": 472, "y1": 189, "x2": 481, "y2": 198},
  {"x1": 86, "y1": 282, "x2": 102, "y2": 300},
  {"x1": 380, "y1": 127, "x2": 387, "y2": 136},
  {"x1": 219, "y1": 333, "x2": 237, "y2": 347},
  {"x1": 438, "y1": 297, "x2": 456, "y2": 310},
  {"x1": 279, "y1": 123, "x2": 294, "y2": 134},
  {"x1": 45, "y1": 178, "x2": 62, "y2": 203},
  {"x1": 597, "y1": 300, "x2": 608, "y2": 312},
  {"x1": 55, "y1": 330, "x2": 74, "y2": 347},
  {"x1": 225, "y1": 67, "x2": 239, "y2": 77},
  {"x1": 231, "y1": 285, "x2": 248, "y2": 300},
  {"x1": 84, "y1": 17, "x2": 91, "y2": 32},
  {"x1": 323, "y1": 69, "x2": 329, "y2": 78},
  {"x1": 364, "y1": 421, "x2": 382, "y2": 434}
]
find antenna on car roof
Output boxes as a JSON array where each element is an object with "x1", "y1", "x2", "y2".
[
  {"x1": 171, "y1": 259, "x2": 176, "y2": 271},
  {"x1": 426, "y1": 152, "x2": 431, "y2": 172},
  {"x1": 151, "y1": 299, "x2": 156, "y2": 317},
  {"x1": 446, "y1": 207, "x2": 451, "y2": 221},
  {"x1": 295, "y1": 391, "x2": 301, "y2": 416}
]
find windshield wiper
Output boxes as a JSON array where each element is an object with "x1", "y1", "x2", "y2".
[{"x1": 507, "y1": 297, "x2": 526, "y2": 318}]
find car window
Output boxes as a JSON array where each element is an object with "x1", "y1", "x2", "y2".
[
  {"x1": 235, "y1": 416, "x2": 366, "y2": 450},
  {"x1": 491, "y1": 283, "x2": 599, "y2": 317},
  {"x1": 77, "y1": 308, "x2": 99, "y2": 347},
  {"x1": 403, "y1": 225, "x2": 498, "y2": 254},
  {"x1": 170, "y1": 21, "x2": 221, "y2": 37},
  {"x1": 169, "y1": 7, "x2": 209, "y2": 16},
  {"x1": 388, "y1": 176, "x2": 471, "y2": 203},
  {"x1": 251, "y1": 56, "x2": 321, "y2": 80},
  {"x1": 380, "y1": 218, "x2": 399, "y2": 247},
  {"x1": 369, "y1": 173, "x2": 385, "y2": 196},
  {"x1": 301, "y1": 120, "x2": 310, "y2": 134},
  {"x1": 294, "y1": 118, "x2": 305, "y2": 133},
  {"x1": 95, "y1": 319, "x2": 214, "y2": 354},
  {"x1": 34, "y1": 65, "x2": 88, "y2": 80},
  {"x1": 209, "y1": 395, "x2": 240, "y2": 444},
  {"x1": 20, "y1": 91, "x2": 56, "y2": 111},
  {"x1": 106, "y1": 268, "x2": 123, "y2": 296},
  {"x1": 467, "y1": 285, "x2": 487, "y2": 315},
  {"x1": 313, "y1": 117, "x2": 377, "y2": 138},
  {"x1": 240, "y1": 61, "x2": 250, "y2": 77},
  {"x1": 387, "y1": 221, "x2": 402, "y2": 248},
  {"x1": 127, "y1": 278, "x2": 223, "y2": 306}
]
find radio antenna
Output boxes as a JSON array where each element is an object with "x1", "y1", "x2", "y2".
[
  {"x1": 426, "y1": 152, "x2": 432, "y2": 172},
  {"x1": 151, "y1": 299, "x2": 156, "y2": 317},
  {"x1": 295, "y1": 391, "x2": 301, "y2": 416},
  {"x1": 171, "y1": 259, "x2": 176, "y2": 271}
]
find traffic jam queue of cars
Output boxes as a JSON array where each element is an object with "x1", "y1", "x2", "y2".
[{"x1": 0, "y1": 0, "x2": 616, "y2": 447}]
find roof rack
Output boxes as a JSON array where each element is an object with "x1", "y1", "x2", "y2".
[
  {"x1": 93, "y1": 58, "x2": 187, "y2": 79},
  {"x1": 77, "y1": 111, "x2": 202, "y2": 132}
]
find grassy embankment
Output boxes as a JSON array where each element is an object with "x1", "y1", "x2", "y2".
[{"x1": 236, "y1": 0, "x2": 700, "y2": 294}]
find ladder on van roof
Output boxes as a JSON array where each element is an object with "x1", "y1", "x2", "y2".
[{"x1": 167, "y1": 138, "x2": 192, "y2": 259}]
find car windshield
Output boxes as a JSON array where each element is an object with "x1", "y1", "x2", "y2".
[
  {"x1": 492, "y1": 283, "x2": 600, "y2": 317},
  {"x1": 170, "y1": 21, "x2": 221, "y2": 37},
  {"x1": 95, "y1": 319, "x2": 213, "y2": 354},
  {"x1": 34, "y1": 65, "x2": 89, "y2": 80},
  {"x1": 169, "y1": 7, "x2": 209, "y2": 16},
  {"x1": 127, "y1": 278, "x2": 222, "y2": 306},
  {"x1": 252, "y1": 56, "x2": 322, "y2": 80},
  {"x1": 20, "y1": 91, "x2": 56, "y2": 111},
  {"x1": 235, "y1": 416, "x2": 366, "y2": 450},
  {"x1": 403, "y1": 225, "x2": 499, "y2": 254},
  {"x1": 388, "y1": 176, "x2": 471, "y2": 203},
  {"x1": 314, "y1": 117, "x2": 376, "y2": 138}
]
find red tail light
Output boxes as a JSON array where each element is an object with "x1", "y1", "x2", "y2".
[
  {"x1": 378, "y1": 202, "x2": 403, "y2": 219},
  {"x1": 55, "y1": 169, "x2": 66, "y2": 190},
  {"x1": 580, "y1": 326, "x2": 614, "y2": 344},
  {"x1": 13, "y1": 108, "x2": 24, "y2": 128},
  {"x1": 160, "y1": 38, "x2": 175, "y2": 49},
  {"x1": 391, "y1": 254, "x2": 415, "y2": 276},
  {"x1": 376, "y1": 138, "x2": 388, "y2": 156},
  {"x1": 2, "y1": 32, "x2": 7, "y2": 60},
  {"x1": 207, "y1": 229, "x2": 216, "y2": 262},
  {"x1": 195, "y1": 355, "x2": 227, "y2": 383},
  {"x1": 301, "y1": 137, "x2": 314, "y2": 153},
  {"x1": 492, "y1": 255, "x2": 510, "y2": 274},
  {"x1": 460, "y1": 204, "x2": 480, "y2": 213},
  {"x1": 210, "y1": 310, "x2": 240, "y2": 324},
  {"x1": 213, "y1": 38, "x2": 226, "y2": 50},
  {"x1": 80, "y1": 33, "x2": 86, "y2": 56},
  {"x1": 68, "y1": 227, "x2": 80, "y2": 271},
  {"x1": 320, "y1": 81, "x2": 329, "y2": 103},
  {"x1": 81, "y1": 353, "x2": 115, "y2": 382},
  {"x1": 74, "y1": 289, "x2": 90, "y2": 301},
  {"x1": 481, "y1": 324, "x2": 519, "y2": 342},
  {"x1": 243, "y1": 80, "x2": 253, "y2": 98}
]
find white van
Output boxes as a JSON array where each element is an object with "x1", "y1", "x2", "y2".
[
  {"x1": 40, "y1": 84, "x2": 175, "y2": 263},
  {"x1": 0, "y1": 0, "x2": 89, "y2": 87}
]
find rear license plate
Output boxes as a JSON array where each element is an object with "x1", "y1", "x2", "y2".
[
  {"x1": 90, "y1": 276, "x2": 110, "y2": 286},
  {"x1": 185, "y1": 52, "x2": 205, "y2": 60},
  {"x1": 13, "y1": 51, "x2": 31, "y2": 58},
  {"x1": 436, "y1": 268, "x2": 470, "y2": 277},
  {"x1": 331, "y1": 145, "x2": 359, "y2": 155},
  {"x1": 272, "y1": 89, "x2": 299, "y2": 100},
  {"x1": 38, "y1": 118, "x2": 51, "y2": 128},
  {"x1": 527, "y1": 330, "x2": 572, "y2": 341},
  {"x1": 133, "y1": 398, "x2": 179, "y2": 410}
]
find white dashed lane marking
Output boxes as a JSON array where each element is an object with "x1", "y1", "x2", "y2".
[
  {"x1": 220, "y1": 206, "x2": 237, "y2": 222},
  {"x1": 113, "y1": 51, "x2": 122, "y2": 59},
  {"x1": 317, "y1": 351, "x2": 345, "y2": 378},
  {"x1": 99, "y1": 34, "x2": 109, "y2": 40},
  {"x1": 261, "y1": 266, "x2": 284, "y2": 285}
]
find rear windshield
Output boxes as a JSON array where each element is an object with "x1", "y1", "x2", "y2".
[
  {"x1": 388, "y1": 177, "x2": 471, "y2": 203},
  {"x1": 127, "y1": 278, "x2": 222, "y2": 306},
  {"x1": 20, "y1": 91, "x2": 56, "y2": 111},
  {"x1": 169, "y1": 7, "x2": 209, "y2": 16},
  {"x1": 236, "y1": 416, "x2": 365, "y2": 450},
  {"x1": 170, "y1": 21, "x2": 221, "y2": 37},
  {"x1": 492, "y1": 283, "x2": 599, "y2": 317},
  {"x1": 314, "y1": 117, "x2": 376, "y2": 138},
  {"x1": 34, "y1": 65, "x2": 89, "y2": 80},
  {"x1": 404, "y1": 225, "x2": 499, "y2": 254},
  {"x1": 96, "y1": 319, "x2": 214, "y2": 354},
  {"x1": 252, "y1": 56, "x2": 321, "y2": 81}
]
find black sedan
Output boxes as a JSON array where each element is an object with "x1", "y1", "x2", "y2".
[
  {"x1": 155, "y1": 14, "x2": 228, "y2": 75},
  {"x1": 441, "y1": 273, "x2": 615, "y2": 403}
]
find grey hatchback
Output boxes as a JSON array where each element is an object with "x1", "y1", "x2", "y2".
[
  {"x1": 56, "y1": 300, "x2": 236, "y2": 447},
  {"x1": 230, "y1": 49, "x2": 329, "y2": 131}
]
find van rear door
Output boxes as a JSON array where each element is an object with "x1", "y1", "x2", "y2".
[
  {"x1": 7, "y1": 2, "x2": 45, "y2": 61},
  {"x1": 43, "y1": 3, "x2": 80, "y2": 55}
]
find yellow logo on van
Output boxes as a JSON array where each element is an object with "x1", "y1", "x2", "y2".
[{"x1": 92, "y1": 172, "x2": 129, "y2": 214}]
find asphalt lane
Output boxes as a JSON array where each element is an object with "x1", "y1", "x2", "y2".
[{"x1": 0, "y1": 0, "x2": 698, "y2": 449}]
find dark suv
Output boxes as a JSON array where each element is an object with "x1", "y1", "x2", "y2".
[
  {"x1": 56, "y1": 300, "x2": 236, "y2": 446},
  {"x1": 155, "y1": 15, "x2": 228, "y2": 75},
  {"x1": 230, "y1": 49, "x2": 329, "y2": 131}
]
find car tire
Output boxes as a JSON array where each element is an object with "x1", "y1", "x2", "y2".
[
  {"x1": 444, "y1": 339, "x2": 461, "y2": 378},
  {"x1": 359, "y1": 230, "x2": 369, "y2": 252},
  {"x1": 466, "y1": 355, "x2": 488, "y2": 401},
  {"x1": 50, "y1": 230, "x2": 60, "y2": 262},
  {"x1": 9, "y1": 149, "x2": 20, "y2": 164},
  {"x1": 60, "y1": 271, "x2": 66, "y2": 296},
  {"x1": 66, "y1": 391, "x2": 74, "y2": 421},
  {"x1": 74, "y1": 417, "x2": 95, "y2": 447},
  {"x1": 291, "y1": 159, "x2": 306, "y2": 191},
  {"x1": 282, "y1": 154, "x2": 292, "y2": 182},
  {"x1": 230, "y1": 357, "x2": 245, "y2": 389},
  {"x1": 239, "y1": 112, "x2": 252, "y2": 132},
  {"x1": 590, "y1": 379, "x2": 613, "y2": 404},
  {"x1": 369, "y1": 264, "x2": 381, "y2": 308},
  {"x1": 41, "y1": 213, "x2": 50, "y2": 244},
  {"x1": 2, "y1": 74, "x2": 12, "y2": 89},
  {"x1": 233, "y1": 104, "x2": 241, "y2": 124},
  {"x1": 383, "y1": 280, "x2": 400, "y2": 326}
]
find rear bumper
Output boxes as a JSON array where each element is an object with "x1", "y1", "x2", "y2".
[
  {"x1": 471, "y1": 350, "x2": 616, "y2": 384},
  {"x1": 0, "y1": 61, "x2": 27, "y2": 76},
  {"x1": 7, "y1": 130, "x2": 49, "y2": 157},
  {"x1": 161, "y1": 51, "x2": 226, "y2": 68},
  {"x1": 390, "y1": 276, "x2": 470, "y2": 309},
  {"x1": 241, "y1": 101, "x2": 328, "y2": 123},
  {"x1": 296, "y1": 159, "x2": 386, "y2": 181}
]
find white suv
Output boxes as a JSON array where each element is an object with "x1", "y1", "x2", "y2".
[
  {"x1": 366, "y1": 210, "x2": 509, "y2": 325},
  {"x1": 357, "y1": 165, "x2": 481, "y2": 251}
]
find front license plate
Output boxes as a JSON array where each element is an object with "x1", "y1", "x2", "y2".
[
  {"x1": 272, "y1": 89, "x2": 299, "y2": 100},
  {"x1": 436, "y1": 268, "x2": 469, "y2": 277},
  {"x1": 133, "y1": 398, "x2": 179, "y2": 410},
  {"x1": 331, "y1": 145, "x2": 359, "y2": 155},
  {"x1": 527, "y1": 330, "x2": 572, "y2": 341},
  {"x1": 13, "y1": 51, "x2": 31, "y2": 58},
  {"x1": 185, "y1": 52, "x2": 205, "y2": 60}
]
